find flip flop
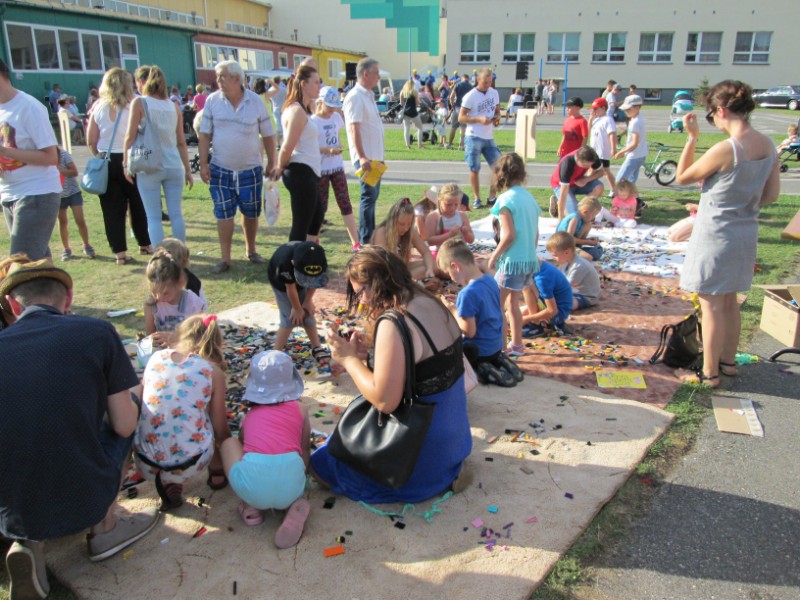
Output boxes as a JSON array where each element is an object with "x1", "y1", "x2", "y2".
[
  {"x1": 238, "y1": 502, "x2": 264, "y2": 527},
  {"x1": 274, "y1": 498, "x2": 311, "y2": 549}
]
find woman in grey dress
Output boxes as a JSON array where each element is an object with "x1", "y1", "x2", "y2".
[{"x1": 675, "y1": 80, "x2": 780, "y2": 387}]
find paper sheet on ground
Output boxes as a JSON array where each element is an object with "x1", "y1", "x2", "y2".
[
  {"x1": 471, "y1": 215, "x2": 688, "y2": 278},
  {"x1": 596, "y1": 370, "x2": 648, "y2": 389}
]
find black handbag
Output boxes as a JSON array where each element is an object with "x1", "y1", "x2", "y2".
[
  {"x1": 649, "y1": 310, "x2": 702, "y2": 369},
  {"x1": 326, "y1": 310, "x2": 435, "y2": 489}
]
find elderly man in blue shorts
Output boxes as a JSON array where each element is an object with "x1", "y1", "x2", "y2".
[
  {"x1": 459, "y1": 68, "x2": 501, "y2": 209},
  {"x1": 199, "y1": 60, "x2": 277, "y2": 274}
]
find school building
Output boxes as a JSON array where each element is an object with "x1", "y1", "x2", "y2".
[
  {"x1": 443, "y1": 0, "x2": 794, "y2": 103},
  {"x1": 0, "y1": 0, "x2": 363, "y2": 108}
]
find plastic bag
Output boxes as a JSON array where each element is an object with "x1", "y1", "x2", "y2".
[{"x1": 263, "y1": 180, "x2": 280, "y2": 226}]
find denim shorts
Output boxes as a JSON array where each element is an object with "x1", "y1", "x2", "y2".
[
  {"x1": 574, "y1": 293, "x2": 596, "y2": 309},
  {"x1": 209, "y1": 163, "x2": 263, "y2": 220},
  {"x1": 59, "y1": 192, "x2": 84, "y2": 210},
  {"x1": 464, "y1": 136, "x2": 501, "y2": 172},
  {"x1": 616, "y1": 156, "x2": 646, "y2": 184},
  {"x1": 495, "y1": 269, "x2": 534, "y2": 292},
  {"x1": 273, "y1": 286, "x2": 316, "y2": 329},
  {"x1": 229, "y1": 451, "x2": 306, "y2": 510}
]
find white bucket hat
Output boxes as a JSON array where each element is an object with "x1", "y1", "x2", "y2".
[{"x1": 243, "y1": 350, "x2": 304, "y2": 405}]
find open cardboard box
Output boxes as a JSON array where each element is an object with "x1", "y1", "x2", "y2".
[{"x1": 758, "y1": 285, "x2": 800, "y2": 347}]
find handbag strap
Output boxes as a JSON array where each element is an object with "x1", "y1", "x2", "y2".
[
  {"x1": 103, "y1": 107, "x2": 124, "y2": 160},
  {"x1": 649, "y1": 323, "x2": 673, "y2": 365},
  {"x1": 377, "y1": 309, "x2": 417, "y2": 402}
]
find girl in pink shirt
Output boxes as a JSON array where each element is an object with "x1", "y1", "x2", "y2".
[
  {"x1": 220, "y1": 350, "x2": 311, "y2": 549},
  {"x1": 611, "y1": 179, "x2": 639, "y2": 224}
]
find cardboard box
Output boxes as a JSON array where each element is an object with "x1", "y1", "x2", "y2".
[{"x1": 759, "y1": 286, "x2": 800, "y2": 347}]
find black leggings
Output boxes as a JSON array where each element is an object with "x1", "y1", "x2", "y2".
[
  {"x1": 98, "y1": 153, "x2": 150, "y2": 253},
  {"x1": 282, "y1": 162, "x2": 323, "y2": 242}
]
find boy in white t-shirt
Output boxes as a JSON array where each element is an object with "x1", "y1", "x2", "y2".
[
  {"x1": 588, "y1": 97, "x2": 617, "y2": 196},
  {"x1": 612, "y1": 95, "x2": 648, "y2": 216}
]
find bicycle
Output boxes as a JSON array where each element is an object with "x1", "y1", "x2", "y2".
[{"x1": 641, "y1": 142, "x2": 678, "y2": 186}]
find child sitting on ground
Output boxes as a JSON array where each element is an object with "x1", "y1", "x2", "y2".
[
  {"x1": 667, "y1": 203, "x2": 699, "y2": 243},
  {"x1": 157, "y1": 237, "x2": 206, "y2": 308},
  {"x1": 133, "y1": 314, "x2": 232, "y2": 510},
  {"x1": 57, "y1": 148, "x2": 95, "y2": 261},
  {"x1": 220, "y1": 350, "x2": 311, "y2": 548},
  {"x1": 267, "y1": 241, "x2": 331, "y2": 368},
  {"x1": 776, "y1": 125, "x2": 798, "y2": 153},
  {"x1": 521, "y1": 261, "x2": 574, "y2": 338},
  {"x1": 547, "y1": 232, "x2": 601, "y2": 311},
  {"x1": 555, "y1": 196, "x2": 604, "y2": 261},
  {"x1": 424, "y1": 183, "x2": 475, "y2": 254},
  {"x1": 610, "y1": 179, "x2": 639, "y2": 228},
  {"x1": 144, "y1": 249, "x2": 208, "y2": 347},
  {"x1": 372, "y1": 197, "x2": 436, "y2": 282},
  {"x1": 437, "y1": 239, "x2": 523, "y2": 387}
]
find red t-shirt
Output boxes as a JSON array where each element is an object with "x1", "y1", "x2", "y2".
[
  {"x1": 549, "y1": 149, "x2": 602, "y2": 189},
  {"x1": 559, "y1": 116, "x2": 589, "y2": 157}
]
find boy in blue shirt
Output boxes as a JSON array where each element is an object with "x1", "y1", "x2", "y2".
[
  {"x1": 437, "y1": 239, "x2": 523, "y2": 387},
  {"x1": 521, "y1": 261, "x2": 574, "y2": 338}
]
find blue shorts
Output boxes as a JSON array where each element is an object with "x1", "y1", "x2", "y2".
[
  {"x1": 464, "y1": 136, "x2": 501, "y2": 173},
  {"x1": 209, "y1": 163, "x2": 263, "y2": 220},
  {"x1": 574, "y1": 294, "x2": 592, "y2": 309},
  {"x1": 229, "y1": 451, "x2": 306, "y2": 510},
  {"x1": 59, "y1": 191, "x2": 83, "y2": 210},
  {"x1": 579, "y1": 244, "x2": 604, "y2": 261},
  {"x1": 616, "y1": 156, "x2": 646, "y2": 184},
  {"x1": 495, "y1": 269, "x2": 534, "y2": 292}
]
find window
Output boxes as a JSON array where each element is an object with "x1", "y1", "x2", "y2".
[
  {"x1": 7, "y1": 24, "x2": 35, "y2": 70},
  {"x1": 58, "y1": 30, "x2": 82, "y2": 71},
  {"x1": 644, "y1": 88, "x2": 662, "y2": 101},
  {"x1": 638, "y1": 32, "x2": 673, "y2": 63},
  {"x1": 592, "y1": 33, "x2": 626, "y2": 62},
  {"x1": 34, "y1": 29, "x2": 59, "y2": 70},
  {"x1": 460, "y1": 34, "x2": 491, "y2": 63},
  {"x1": 547, "y1": 32, "x2": 580, "y2": 62},
  {"x1": 256, "y1": 50, "x2": 273, "y2": 71},
  {"x1": 101, "y1": 34, "x2": 121, "y2": 70},
  {"x1": 734, "y1": 31, "x2": 771, "y2": 63},
  {"x1": 81, "y1": 33, "x2": 102, "y2": 71},
  {"x1": 293, "y1": 54, "x2": 309, "y2": 69},
  {"x1": 503, "y1": 33, "x2": 534, "y2": 63},
  {"x1": 328, "y1": 58, "x2": 343, "y2": 80},
  {"x1": 278, "y1": 52, "x2": 288, "y2": 69},
  {"x1": 685, "y1": 32, "x2": 722, "y2": 63}
]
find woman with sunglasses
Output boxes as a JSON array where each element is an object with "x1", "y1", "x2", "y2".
[{"x1": 675, "y1": 80, "x2": 780, "y2": 387}]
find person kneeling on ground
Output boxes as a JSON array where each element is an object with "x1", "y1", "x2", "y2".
[
  {"x1": 555, "y1": 196, "x2": 604, "y2": 262},
  {"x1": 547, "y1": 232, "x2": 601, "y2": 311},
  {"x1": 0, "y1": 259, "x2": 159, "y2": 598},
  {"x1": 437, "y1": 238, "x2": 523, "y2": 387},
  {"x1": 521, "y1": 261, "x2": 574, "y2": 338}
]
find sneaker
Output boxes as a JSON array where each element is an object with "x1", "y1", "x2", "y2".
[
  {"x1": 6, "y1": 541, "x2": 49, "y2": 599},
  {"x1": 548, "y1": 195, "x2": 559, "y2": 218},
  {"x1": 245, "y1": 252, "x2": 267, "y2": 264},
  {"x1": 506, "y1": 343, "x2": 526, "y2": 357},
  {"x1": 494, "y1": 352, "x2": 525, "y2": 382},
  {"x1": 472, "y1": 198, "x2": 483, "y2": 209},
  {"x1": 211, "y1": 261, "x2": 230, "y2": 274},
  {"x1": 476, "y1": 361, "x2": 517, "y2": 387},
  {"x1": 485, "y1": 196, "x2": 497, "y2": 207},
  {"x1": 83, "y1": 245, "x2": 96, "y2": 259},
  {"x1": 87, "y1": 508, "x2": 159, "y2": 562},
  {"x1": 61, "y1": 248, "x2": 72, "y2": 261},
  {"x1": 552, "y1": 321, "x2": 573, "y2": 337},
  {"x1": 352, "y1": 243, "x2": 363, "y2": 252},
  {"x1": 274, "y1": 498, "x2": 311, "y2": 549},
  {"x1": 607, "y1": 190, "x2": 615, "y2": 199},
  {"x1": 522, "y1": 323, "x2": 547, "y2": 338}
]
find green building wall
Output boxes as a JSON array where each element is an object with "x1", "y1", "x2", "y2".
[{"x1": 0, "y1": 4, "x2": 195, "y2": 101}]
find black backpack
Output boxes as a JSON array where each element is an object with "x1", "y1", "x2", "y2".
[{"x1": 649, "y1": 311, "x2": 702, "y2": 369}]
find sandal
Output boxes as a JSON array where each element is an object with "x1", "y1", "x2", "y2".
[
  {"x1": 676, "y1": 369, "x2": 720, "y2": 388},
  {"x1": 274, "y1": 498, "x2": 311, "y2": 549},
  {"x1": 238, "y1": 502, "x2": 264, "y2": 527},
  {"x1": 719, "y1": 361, "x2": 738, "y2": 377},
  {"x1": 206, "y1": 468, "x2": 228, "y2": 490},
  {"x1": 139, "y1": 246, "x2": 153, "y2": 255},
  {"x1": 115, "y1": 255, "x2": 135, "y2": 266},
  {"x1": 154, "y1": 472, "x2": 183, "y2": 511},
  {"x1": 312, "y1": 346, "x2": 332, "y2": 367}
]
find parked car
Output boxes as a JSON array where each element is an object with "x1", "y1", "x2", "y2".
[{"x1": 753, "y1": 85, "x2": 800, "y2": 111}]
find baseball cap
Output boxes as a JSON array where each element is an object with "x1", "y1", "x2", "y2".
[
  {"x1": 612, "y1": 83, "x2": 622, "y2": 91},
  {"x1": 243, "y1": 350, "x2": 305, "y2": 405},
  {"x1": 0, "y1": 258, "x2": 72, "y2": 298},
  {"x1": 565, "y1": 97, "x2": 584, "y2": 108},
  {"x1": 590, "y1": 97, "x2": 608, "y2": 110},
  {"x1": 293, "y1": 242, "x2": 328, "y2": 289},
  {"x1": 319, "y1": 86, "x2": 342, "y2": 108},
  {"x1": 619, "y1": 94, "x2": 644, "y2": 111}
]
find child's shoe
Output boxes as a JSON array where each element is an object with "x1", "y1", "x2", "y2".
[
  {"x1": 274, "y1": 498, "x2": 311, "y2": 549},
  {"x1": 83, "y1": 244, "x2": 96, "y2": 259},
  {"x1": 494, "y1": 352, "x2": 525, "y2": 383},
  {"x1": 476, "y1": 361, "x2": 517, "y2": 387},
  {"x1": 238, "y1": 502, "x2": 264, "y2": 526},
  {"x1": 506, "y1": 343, "x2": 526, "y2": 357},
  {"x1": 61, "y1": 248, "x2": 72, "y2": 261},
  {"x1": 522, "y1": 323, "x2": 546, "y2": 338}
]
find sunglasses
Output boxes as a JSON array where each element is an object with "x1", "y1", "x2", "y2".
[{"x1": 705, "y1": 108, "x2": 716, "y2": 125}]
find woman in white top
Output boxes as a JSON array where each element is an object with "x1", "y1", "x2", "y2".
[
  {"x1": 506, "y1": 88, "x2": 524, "y2": 123},
  {"x1": 86, "y1": 67, "x2": 152, "y2": 265},
  {"x1": 424, "y1": 183, "x2": 475, "y2": 253},
  {"x1": 123, "y1": 66, "x2": 193, "y2": 246},
  {"x1": 276, "y1": 65, "x2": 323, "y2": 242}
]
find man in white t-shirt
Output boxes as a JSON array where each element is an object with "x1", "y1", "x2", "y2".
[
  {"x1": 199, "y1": 60, "x2": 277, "y2": 274},
  {"x1": 0, "y1": 59, "x2": 62, "y2": 260},
  {"x1": 343, "y1": 57, "x2": 385, "y2": 244},
  {"x1": 458, "y1": 68, "x2": 501, "y2": 209},
  {"x1": 588, "y1": 97, "x2": 617, "y2": 196}
]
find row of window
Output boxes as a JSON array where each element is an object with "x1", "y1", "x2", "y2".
[
  {"x1": 5, "y1": 22, "x2": 138, "y2": 72},
  {"x1": 225, "y1": 22, "x2": 268, "y2": 38},
  {"x1": 61, "y1": 0, "x2": 204, "y2": 26},
  {"x1": 462, "y1": 31, "x2": 772, "y2": 65},
  {"x1": 194, "y1": 43, "x2": 309, "y2": 73}
]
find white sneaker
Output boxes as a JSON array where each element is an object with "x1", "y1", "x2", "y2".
[
  {"x1": 6, "y1": 541, "x2": 49, "y2": 599},
  {"x1": 472, "y1": 198, "x2": 483, "y2": 209},
  {"x1": 87, "y1": 508, "x2": 159, "y2": 562}
]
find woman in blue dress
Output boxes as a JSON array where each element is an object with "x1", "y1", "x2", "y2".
[{"x1": 311, "y1": 246, "x2": 472, "y2": 503}]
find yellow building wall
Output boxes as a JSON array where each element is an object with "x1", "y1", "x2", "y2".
[{"x1": 313, "y1": 49, "x2": 366, "y2": 85}]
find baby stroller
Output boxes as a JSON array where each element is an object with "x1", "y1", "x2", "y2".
[
  {"x1": 669, "y1": 91, "x2": 694, "y2": 133},
  {"x1": 409, "y1": 101, "x2": 441, "y2": 145},
  {"x1": 779, "y1": 142, "x2": 800, "y2": 173},
  {"x1": 378, "y1": 99, "x2": 402, "y2": 123}
]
